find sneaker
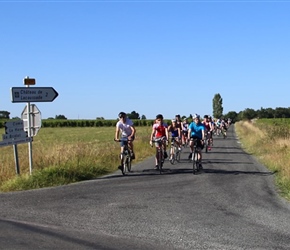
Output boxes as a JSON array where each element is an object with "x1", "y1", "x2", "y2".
[
  {"x1": 178, "y1": 147, "x2": 182, "y2": 151},
  {"x1": 164, "y1": 151, "x2": 168, "y2": 159},
  {"x1": 208, "y1": 147, "x2": 211, "y2": 151},
  {"x1": 154, "y1": 165, "x2": 159, "y2": 170},
  {"x1": 188, "y1": 153, "x2": 192, "y2": 159},
  {"x1": 199, "y1": 163, "x2": 203, "y2": 169},
  {"x1": 118, "y1": 165, "x2": 123, "y2": 170}
]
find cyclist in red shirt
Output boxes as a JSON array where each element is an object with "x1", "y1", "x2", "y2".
[
  {"x1": 202, "y1": 115, "x2": 214, "y2": 150},
  {"x1": 150, "y1": 114, "x2": 169, "y2": 168}
]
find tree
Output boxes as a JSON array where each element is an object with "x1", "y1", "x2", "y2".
[
  {"x1": 127, "y1": 111, "x2": 140, "y2": 119},
  {"x1": 0, "y1": 111, "x2": 10, "y2": 119},
  {"x1": 212, "y1": 93, "x2": 223, "y2": 118},
  {"x1": 55, "y1": 114, "x2": 67, "y2": 120},
  {"x1": 241, "y1": 108, "x2": 257, "y2": 120},
  {"x1": 224, "y1": 111, "x2": 238, "y2": 123},
  {"x1": 141, "y1": 115, "x2": 146, "y2": 120}
]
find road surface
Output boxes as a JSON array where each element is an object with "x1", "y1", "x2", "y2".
[{"x1": 0, "y1": 126, "x2": 290, "y2": 249}]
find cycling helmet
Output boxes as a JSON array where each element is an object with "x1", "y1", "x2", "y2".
[
  {"x1": 171, "y1": 119, "x2": 176, "y2": 123},
  {"x1": 118, "y1": 112, "x2": 126, "y2": 118},
  {"x1": 192, "y1": 113, "x2": 200, "y2": 119},
  {"x1": 156, "y1": 114, "x2": 163, "y2": 120}
]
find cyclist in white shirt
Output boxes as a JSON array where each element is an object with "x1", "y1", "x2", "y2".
[{"x1": 115, "y1": 112, "x2": 136, "y2": 166}]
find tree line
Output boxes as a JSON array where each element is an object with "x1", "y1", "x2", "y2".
[{"x1": 1, "y1": 93, "x2": 290, "y2": 123}]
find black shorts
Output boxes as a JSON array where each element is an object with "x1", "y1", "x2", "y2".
[{"x1": 190, "y1": 136, "x2": 204, "y2": 150}]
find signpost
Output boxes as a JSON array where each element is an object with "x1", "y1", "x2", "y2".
[
  {"x1": 6, "y1": 77, "x2": 59, "y2": 175},
  {"x1": 11, "y1": 87, "x2": 58, "y2": 103},
  {"x1": 0, "y1": 120, "x2": 33, "y2": 174},
  {"x1": 21, "y1": 104, "x2": 42, "y2": 137}
]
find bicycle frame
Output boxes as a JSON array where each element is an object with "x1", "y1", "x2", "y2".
[
  {"x1": 205, "y1": 131, "x2": 211, "y2": 153},
  {"x1": 169, "y1": 137, "x2": 180, "y2": 165},
  {"x1": 152, "y1": 137, "x2": 165, "y2": 174},
  {"x1": 115, "y1": 138, "x2": 132, "y2": 175},
  {"x1": 190, "y1": 138, "x2": 200, "y2": 175}
]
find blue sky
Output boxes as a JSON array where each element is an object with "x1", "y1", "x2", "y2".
[{"x1": 1, "y1": 0, "x2": 289, "y2": 120}]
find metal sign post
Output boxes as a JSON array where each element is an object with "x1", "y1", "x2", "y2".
[
  {"x1": 9, "y1": 76, "x2": 58, "y2": 175},
  {"x1": 27, "y1": 100, "x2": 33, "y2": 175}
]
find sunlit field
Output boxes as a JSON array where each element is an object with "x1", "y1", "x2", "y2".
[{"x1": 0, "y1": 126, "x2": 153, "y2": 191}]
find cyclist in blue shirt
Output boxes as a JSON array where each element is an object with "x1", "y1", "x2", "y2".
[{"x1": 188, "y1": 114, "x2": 205, "y2": 168}]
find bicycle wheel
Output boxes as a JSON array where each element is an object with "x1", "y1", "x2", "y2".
[
  {"x1": 121, "y1": 161, "x2": 126, "y2": 175},
  {"x1": 176, "y1": 150, "x2": 181, "y2": 162},
  {"x1": 127, "y1": 156, "x2": 132, "y2": 172},
  {"x1": 192, "y1": 151, "x2": 197, "y2": 175},
  {"x1": 158, "y1": 149, "x2": 163, "y2": 174},
  {"x1": 195, "y1": 161, "x2": 200, "y2": 173},
  {"x1": 170, "y1": 146, "x2": 176, "y2": 165},
  {"x1": 205, "y1": 141, "x2": 208, "y2": 153}
]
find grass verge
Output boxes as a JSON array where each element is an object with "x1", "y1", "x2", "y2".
[{"x1": 235, "y1": 120, "x2": 290, "y2": 201}]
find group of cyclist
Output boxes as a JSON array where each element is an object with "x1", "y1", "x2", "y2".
[{"x1": 115, "y1": 111, "x2": 230, "y2": 171}]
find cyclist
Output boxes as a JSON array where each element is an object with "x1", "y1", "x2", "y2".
[
  {"x1": 175, "y1": 114, "x2": 183, "y2": 133},
  {"x1": 168, "y1": 119, "x2": 182, "y2": 161},
  {"x1": 150, "y1": 114, "x2": 169, "y2": 169},
  {"x1": 115, "y1": 112, "x2": 136, "y2": 170},
  {"x1": 182, "y1": 117, "x2": 189, "y2": 146},
  {"x1": 188, "y1": 114, "x2": 205, "y2": 169},
  {"x1": 220, "y1": 118, "x2": 228, "y2": 138},
  {"x1": 202, "y1": 115, "x2": 213, "y2": 150}
]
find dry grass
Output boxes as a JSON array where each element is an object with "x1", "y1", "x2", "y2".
[
  {"x1": 235, "y1": 120, "x2": 290, "y2": 200},
  {"x1": 0, "y1": 126, "x2": 155, "y2": 191}
]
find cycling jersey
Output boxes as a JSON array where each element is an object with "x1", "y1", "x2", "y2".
[
  {"x1": 202, "y1": 121, "x2": 211, "y2": 132},
  {"x1": 189, "y1": 121, "x2": 204, "y2": 139},
  {"x1": 182, "y1": 122, "x2": 189, "y2": 131},
  {"x1": 169, "y1": 127, "x2": 179, "y2": 137},
  {"x1": 153, "y1": 123, "x2": 168, "y2": 138}
]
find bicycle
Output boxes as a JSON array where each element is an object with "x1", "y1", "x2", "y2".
[
  {"x1": 204, "y1": 131, "x2": 212, "y2": 153},
  {"x1": 190, "y1": 138, "x2": 201, "y2": 175},
  {"x1": 182, "y1": 131, "x2": 189, "y2": 148},
  {"x1": 151, "y1": 136, "x2": 166, "y2": 174},
  {"x1": 169, "y1": 137, "x2": 181, "y2": 165},
  {"x1": 114, "y1": 138, "x2": 132, "y2": 175},
  {"x1": 221, "y1": 126, "x2": 227, "y2": 139}
]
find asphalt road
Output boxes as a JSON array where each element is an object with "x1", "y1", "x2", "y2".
[{"x1": 1, "y1": 126, "x2": 290, "y2": 250}]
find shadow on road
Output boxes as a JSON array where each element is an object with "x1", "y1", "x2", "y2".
[{"x1": 203, "y1": 168, "x2": 276, "y2": 176}]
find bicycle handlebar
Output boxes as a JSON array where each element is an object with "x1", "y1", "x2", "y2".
[
  {"x1": 150, "y1": 137, "x2": 168, "y2": 147},
  {"x1": 114, "y1": 138, "x2": 133, "y2": 142}
]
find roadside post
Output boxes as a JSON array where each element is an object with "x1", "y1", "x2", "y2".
[
  {"x1": 0, "y1": 120, "x2": 32, "y2": 174},
  {"x1": 9, "y1": 76, "x2": 59, "y2": 175}
]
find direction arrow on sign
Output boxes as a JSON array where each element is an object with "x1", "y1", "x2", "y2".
[{"x1": 11, "y1": 87, "x2": 58, "y2": 103}]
